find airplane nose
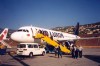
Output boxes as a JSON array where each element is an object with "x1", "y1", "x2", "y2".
[
  {"x1": 11, "y1": 32, "x2": 18, "y2": 41},
  {"x1": 11, "y1": 32, "x2": 31, "y2": 42},
  {"x1": 11, "y1": 32, "x2": 24, "y2": 42}
]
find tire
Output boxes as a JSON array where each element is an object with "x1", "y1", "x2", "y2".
[
  {"x1": 42, "y1": 51, "x2": 45, "y2": 56},
  {"x1": 29, "y1": 52, "x2": 33, "y2": 58}
]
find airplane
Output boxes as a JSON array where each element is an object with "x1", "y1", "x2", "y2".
[
  {"x1": 0, "y1": 28, "x2": 8, "y2": 42},
  {"x1": 10, "y1": 23, "x2": 81, "y2": 43},
  {"x1": 11, "y1": 22, "x2": 100, "y2": 43},
  {"x1": 10, "y1": 23, "x2": 100, "y2": 53}
]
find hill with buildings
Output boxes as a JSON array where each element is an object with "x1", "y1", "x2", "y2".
[
  {"x1": 52, "y1": 22, "x2": 100, "y2": 35},
  {"x1": 52, "y1": 22, "x2": 100, "y2": 47}
]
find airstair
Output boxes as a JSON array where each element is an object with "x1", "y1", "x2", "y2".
[
  {"x1": 34, "y1": 33, "x2": 70, "y2": 53},
  {"x1": 1, "y1": 40, "x2": 12, "y2": 48}
]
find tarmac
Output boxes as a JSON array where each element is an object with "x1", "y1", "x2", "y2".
[{"x1": 0, "y1": 48, "x2": 100, "y2": 66}]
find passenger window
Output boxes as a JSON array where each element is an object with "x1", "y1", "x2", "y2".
[
  {"x1": 34, "y1": 45, "x2": 38, "y2": 48},
  {"x1": 28, "y1": 44, "x2": 33, "y2": 48}
]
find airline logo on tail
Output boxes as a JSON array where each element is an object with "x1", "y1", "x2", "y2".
[{"x1": 0, "y1": 28, "x2": 8, "y2": 41}]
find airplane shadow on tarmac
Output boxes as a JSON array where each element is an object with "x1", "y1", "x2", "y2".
[
  {"x1": 9, "y1": 54, "x2": 30, "y2": 66},
  {"x1": 0, "y1": 64, "x2": 17, "y2": 66},
  {"x1": 9, "y1": 54, "x2": 37, "y2": 66},
  {"x1": 84, "y1": 55, "x2": 100, "y2": 63}
]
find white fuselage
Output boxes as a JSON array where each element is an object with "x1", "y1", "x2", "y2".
[{"x1": 11, "y1": 26, "x2": 80, "y2": 43}]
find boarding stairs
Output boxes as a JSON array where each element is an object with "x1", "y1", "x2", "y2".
[
  {"x1": 34, "y1": 33, "x2": 70, "y2": 53},
  {"x1": 1, "y1": 40, "x2": 12, "y2": 48}
]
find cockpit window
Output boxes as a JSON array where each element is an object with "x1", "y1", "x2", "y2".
[
  {"x1": 17, "y1": 29, "x2": 29, "y2": 32},
  {"x1": 18, "y1": 29, "x2": 23, "y2": 31},
  {"x1": 26, "y1": 30, "x2": 29, "y2": 32},
  {"x1": 23, "y1": 30, "x2": 26, "y2": 32}
]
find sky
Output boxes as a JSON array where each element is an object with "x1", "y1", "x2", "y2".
[{"x1": 0, "y1": 0, "x2": 100, "y2": 29}]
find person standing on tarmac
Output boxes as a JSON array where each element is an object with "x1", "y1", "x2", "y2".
[
  {"x1": 74, "y1": 45, "x2": 79, "y2": 59},
  {"x1": 54, "y1": 46, "x2": 58, "y2": 57},
  {"x1": 57, "y1": 45, "x2": 62, "y2": 58},
  {"x1": 78, "y1": 45, "x2": 83, "y2": 58},
  {"x1": 71, "y1": 45, "x2": 75, "y2": 58}
]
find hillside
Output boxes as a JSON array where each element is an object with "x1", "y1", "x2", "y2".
[
  {"x1": 52, "y1": 22, "x2": 100, "y2": 35},
  {"x1": 52, "y1": 22, "x2": 100, "y2": 47}
]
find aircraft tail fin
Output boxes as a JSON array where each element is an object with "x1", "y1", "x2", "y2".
[
  {"x1": 0, "y1": 28, "x2": 8, "y2": 40},
  {"x1": 74, "y1": 22, "x2": 79, "y2": 35}
]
